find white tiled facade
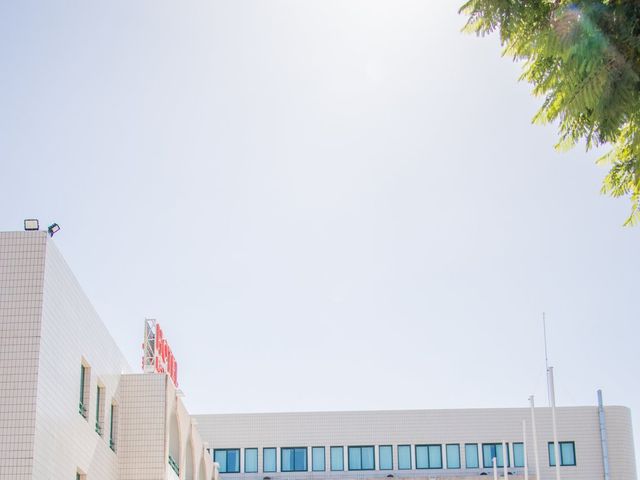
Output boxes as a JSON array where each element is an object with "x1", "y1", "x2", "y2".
[
  {"x1": 0, "y1": 231, "x2": 216, "y2": 480},
  {"x1": 0, "y1": 230, "x2": 637, "y2": 480}
]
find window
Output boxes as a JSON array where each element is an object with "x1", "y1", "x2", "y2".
[
  {"x1": 415, "y1": 445, "x2": 442, "y2": 469},
  {"x1": 95, "y1": 384, "x2": 105, "y2": 436},
  {"x1": 79, "y1": 363, "x2": 90, "y2": 419},
  {"x1": 245, "y1": 448, "x2": 258, "y2": 473},
  {"x1": 482, "y1": 444, "x2": 509, "y2": 468},
  {"x1": 109, "y1": 402, "x2": 117, "y2": 451},
  {"x1": 398, "y1": 445, "x2": 412, "y2": 470},
  {"x1": 330, "y1": 446, "x2": 344, "y2": 471},
  {"x1": 214, "y1": 449, "x2": 240, "y2": 473},
  {"x1": 548, "y1": 442, "x2": 576, "y2": 466},
  {"x1": 446, "y1": 444, "x2": 461, "y2": 469},
  {"x1": 379, "y1": 445, "x2": 393, "y2": 470},
  {"x1": 263, "y1": 448, "x2": 276, "y2": 472},
  {"x1": 513, "y1": 443, "x2": 525, "y2": 468},
  {"x1": 465, "y1": 444, "x2": 479, "y2": 469},
  {"x1": 312, "y1": 447, "x2": 325, "y2": 471},
  {"x1": 348, "y1": 446, "x2": 375, "y2": 471},
  {"x1": 281, "y1": 447, "x2": 307, "y2": 472}
]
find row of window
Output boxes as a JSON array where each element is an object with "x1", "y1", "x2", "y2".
[
  {"x1": 79, "y1": 363, "x2": 117, "y2": 451},
  {"x1": 213, "y1": 442, "x2": 576, "y2": 473}
]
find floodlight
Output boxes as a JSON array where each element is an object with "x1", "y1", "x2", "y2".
[
  {"x1": 24, "y1": 219, "x2": 39, "y2": 231},
  {"x1": 47, "y1": 223, "x2": 60, "y2": 237}
]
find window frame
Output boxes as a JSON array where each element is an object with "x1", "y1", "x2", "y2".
[
  {"x1": 263, "y1": 447, "x2": 277, "y2": 473},
  {"x1": 214, "y1": 448, "x2": 241, "y2": 473},
  {"x1": 398, "y1": 445, "x2": 412, "y2": 470},
  {"x1": 312, "y1": 447, "x2": 325, "y2": 472},
  {"x1": 415, "y1": 444, "x2": 443, "y2": 470},
  {"x1": 446, "y1": 444, "x2": 461, "y2": 469},
  {"x1": 281, "y1": 447, "x2": 308, "y2": 472},
  {"x1": 465, "y1": 443, "x2": 479, "y2": 469},
  {"x1": 348, "y1": 446, "x2": 376, "y2": 471},
  {"x1": 548, "y1": 441, "x2": 576, "y2": 467},
  {"x1": 513, "y1": 442, "x2": 525, "y2": 468},
  {"x1": 244, "y1": 448, "x2": 258, "y2": 473},
  {"x1": 482, "y1": 443, "x2": 510, "y2": 469},
  {"x1": 379, "y1": 445, "x2": 393, "y2": 471},
  {"x1": 330, "y1": 446, "x2": 344, "y2": 471}
]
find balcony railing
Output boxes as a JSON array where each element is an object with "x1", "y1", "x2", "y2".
[{"x1": 168, "y1": 455, "x2": 179, "y2": 476}]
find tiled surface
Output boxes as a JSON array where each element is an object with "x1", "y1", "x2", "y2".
[
  {"x1": 194, "y1": 406, "x2": 637, "y2": 480},
  {"x1": 0, "y1": 231, "x2": 47, "y2": 480},
  {"x1": 32, "y1": 236, "x2": 132, "y2": 480}
]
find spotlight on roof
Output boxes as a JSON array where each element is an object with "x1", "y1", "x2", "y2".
[
  {"x1": 47, "y1": 223, "x2": 60, "y2": 237},
  {"x1": 24, "y1": 219, "x2": 40, "y2": 231}
]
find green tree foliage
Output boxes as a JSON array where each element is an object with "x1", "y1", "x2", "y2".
[{"x1": 460, "y1": 0, "x2": 640, "y2": 225}]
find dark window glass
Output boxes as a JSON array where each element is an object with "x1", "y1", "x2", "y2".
[
  {"x1": 263, "y1": 448, "x2": 276, "y2": 472},
  {"x1": 513, "y1": 443, "x2": 525, "y2": 468},
  {"x1": 330, "y1": 447, "x2": 344, "y2": 471},
  {"x1": 482, "y1": 444, "x2": 509, "y2": 469},
  {"x1": 415, "y1": 445, "x2": 442, "y2": 469},
  {"x1": 548, "y1": 442, "x2": 576, "y2": 466},
  {"x1": 446, "y1": 444, "x2": 460, "y2": 469},
  {"x1": 245, "y1": 449, "x2": 258, "y2": 473},
  {"x1": 398, "y1": 445, "x2": 412, "y2": 470},
  {"x1": 465, "y1": 444, "x2": 479, "y2": 468},
  {"x1": 312, "y1": 447, "x2": 325, "y2": 471},
  {"x1": 214, "y1": 449, "x2": 241, "y2": 473}
]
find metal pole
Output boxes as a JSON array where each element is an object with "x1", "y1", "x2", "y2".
[
  {"x1": 529, "y1": 395, "x2": 541, "y2": 480},
  {"x1": 548, "y1": 367, "x2": 561, "y2": 480},
  {"x1": 502, "y1": 441, "x2": 509, "y2": 479},
  {"x1": 493, "y1": 457, "x2": 498, "y2": 480},
  {"x1": 597, "y1": 389, "x2": 611, "y2": 480},
  {"x1": 523, "y1": 419, "x2": 529, "y2": 480}
]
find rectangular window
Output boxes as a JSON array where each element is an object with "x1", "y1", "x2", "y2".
[
  {"x1": 95, "y1": 385, "x2": 105, "y2": 436},
  {"x1": 281, "y1": 447, "x2": 307, "y2": 472},
  {"x1": 312, "y1": 447, "x2": 325, "y2": 471},
  {"x1": 348, "y1": 446, "x2": 375, "y2": 471},
  {"x1": 263, "y1": 448, "x2": 276, "y2": 473},
  {"x1": 109, "y1": 402, "x2": 117, "y2": 451},
  {"x1": 214, "y1": 449, "x2": 241, "y2": 473},
  {"x1": 330, "y1": 447, "x2": 344, "y2": 471},
  {"x1": 482, "y1": 443, "x2": 509, "y2": 468},
  {"x1": 465, "y1": 444, "x2": 479, "y2": 468},
  {"x1": 79, "y1": 364, "x2": 90, "y2": 419},
  {"x1": 513, "y1": 443, "x2": 525, "y2": 468},
  {"x1": 548, "y1": 442, "x2": 576, "y2": 466},
  {"x1": 245, "y1": 448, "x2": 258, "y2": 473},
  {"x1": 446, "y1": 444, "x2": 460, "y2": 469},
  {"x1": 415, "y1": 445, "x2": 442, "y2": 469},
  {"x1": 379, "y1": 445, "x2": 393, "y2": 470},
  {"x1": 398, "y1": 445, "x2": 412, "y2": 470}
]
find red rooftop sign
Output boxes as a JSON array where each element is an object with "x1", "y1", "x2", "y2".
[{"x1": 142, "y1": 319, "x2": 179, "y2": 387}]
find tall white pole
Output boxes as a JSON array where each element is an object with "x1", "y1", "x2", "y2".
[
  {"x1": 502, "y1": 441, "x2": 508, "y2": 479},
  {"x1": 493, "y1": 457, "x2": 498, "y2": 480},
  {"x1": 548, "y1": 367, "x2": 561, "y2": 480},
  {"x1": 523, "y1": 419, "x2": 529, "y2": 480},
  {"x1": 529, "y1": 395, "x2": 541, "y2": 480}
]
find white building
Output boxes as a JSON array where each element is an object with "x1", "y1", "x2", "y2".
[{"x1": 0, "y1": 229, "x2": 636, "y2": 480}]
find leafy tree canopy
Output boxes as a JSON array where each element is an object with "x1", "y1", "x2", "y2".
[{"x1": 460, "y1": 0, "x2": 640, "y2": 225}]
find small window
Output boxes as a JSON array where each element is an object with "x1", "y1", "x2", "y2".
[
  {"x1": 95, "y1": 384, "x2": 105, "y2": 436},
  {"x1": 214, "y1": 449, "x2": 241, "y2": 473},
  {"x1": 263, "y1": 448, "x2": 277, "y2": 472},
  {"x1": 330, "y1": 446, "x2": 344, "y2": 471},
  {"x1": 312, "y1": 447, "x2": 325, "y2": 471},
  {"x1": 79, "y1": 363, "x2": 90, "y2": 419},
  {"x1": 482, "y1": 443, "x2": 509, "y2": 468},
  {"x1": 109, "y1": 402, "x2": 118, "y2": 452},
  {"x1": 465, "y1": 444, "x2": 479, "y2": 469},
  {"x1": 416, "y1": 445, "x2": 442, "y2": 469},
  {"x1": 348, "y1": 446, "x2": 375, "y2": 471},
  {"x1": 548, "y1": 442, "x2": 576, "y2": 466},
  {"x1": 513, "y1": 443, "x2": 525, "y2": 468},
  {"x1": 446, "y1": 444, "x2": 460, "y2": 469},
  {"x1": 245, "y1": 448, "x2": 258, "y2": 473},
  {"x1": 379, "y1": 445, "x2": 393, "y2": 470},
  {"x1": 281, "y1": 447, "x2": 307, "y2": 472},
  {"x1": 398, "y1": 445, "x2": 412, "y2": 470}
]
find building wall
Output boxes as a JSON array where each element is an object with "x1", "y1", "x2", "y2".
[
  {"x1": 194, "y1": 406, "x2": 637, "y2": 480},
  {"x1": 0, "y1": 231, "x2": 47, "y2": 480},
  {"x1": 32, "y1": 235, "x2": 132, "y2": 480}
]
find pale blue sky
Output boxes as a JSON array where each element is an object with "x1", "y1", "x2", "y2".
[{"x1": 1, "y1": 0, "x2": 638, "y2": 456}]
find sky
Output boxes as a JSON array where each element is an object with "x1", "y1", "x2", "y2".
[{"x1": 1, "y1": 0, "x2": 638, "y2": 459}]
